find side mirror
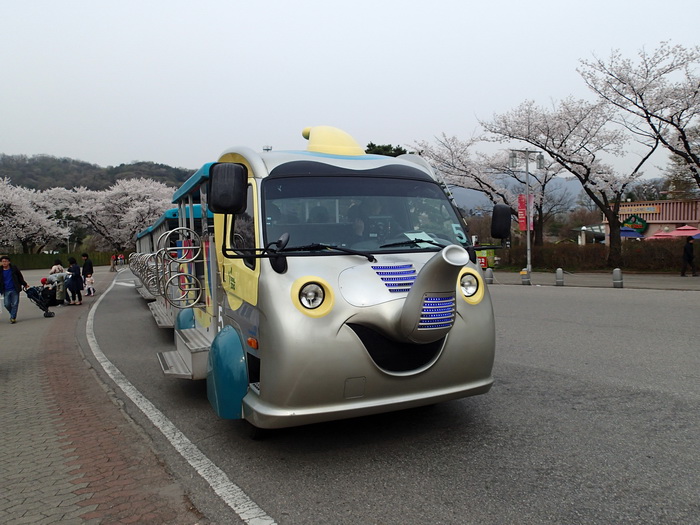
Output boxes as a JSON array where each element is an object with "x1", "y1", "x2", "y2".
[
  {"x1": 491, "y1": 204, "x2": 512, "y2": 240},
  {"x1": 208, "y1": 163, "x2": 248, "y2": 214},
  {"x1": 266, "y1": 233, "x2": 290, "y2": 274}
]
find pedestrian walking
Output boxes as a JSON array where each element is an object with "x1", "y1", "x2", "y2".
[
  {"x1": 81, "y1": 253, "x2": 94, "y2": 284},
  {"x1": 0, "y1": 255, "x2": 29, "y2": 323},
  {"x1": 681, "y1": 236, "x2": 698, "y2": 277},
  {"x1": 66, "y1": 257, "x2": 83, "y2": 305}
]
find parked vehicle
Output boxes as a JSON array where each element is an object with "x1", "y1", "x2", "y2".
[{"x1": 130, "y1": 126, "x2": 511, "y2": 429}]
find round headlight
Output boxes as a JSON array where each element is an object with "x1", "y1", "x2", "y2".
[
  {"x1": 300, "y1": 283, "x2": 325, "y2": 309},
  {"x1": 460, "y1": 273, "x2": 479, "y2": 297}
]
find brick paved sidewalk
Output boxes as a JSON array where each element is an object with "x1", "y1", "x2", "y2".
[{"x1": 0, "y1": 267, "x2": 205, "y2": 524}]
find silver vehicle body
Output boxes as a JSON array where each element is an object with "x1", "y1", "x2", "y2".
[{"x1": 131, "y1": 127, "x2": 506, "y2": 429}]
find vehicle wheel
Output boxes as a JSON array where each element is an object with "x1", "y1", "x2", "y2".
[{"x1": 244, "y1": 421, "x2": 270, "y2": 441}]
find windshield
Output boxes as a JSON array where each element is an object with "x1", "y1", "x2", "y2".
[{"x1": 262, "y1": 176, "x2": 469, "y2": 253}]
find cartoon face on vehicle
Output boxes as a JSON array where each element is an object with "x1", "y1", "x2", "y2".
[{"x1": 138, "y1": 127, "x2": 509, "y2": 429}]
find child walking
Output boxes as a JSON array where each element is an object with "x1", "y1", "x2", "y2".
[{"x1": 85, "y1": 274, "x2": 96, "y2": 296}]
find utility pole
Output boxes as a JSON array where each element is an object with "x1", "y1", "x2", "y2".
[{"x1": 509, "y1": 149, "x2": 545, "y2": 275}]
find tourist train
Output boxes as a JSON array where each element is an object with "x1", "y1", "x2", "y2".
[{"x1": 130, "y1": 126, "x2": 510, "y2": 429}]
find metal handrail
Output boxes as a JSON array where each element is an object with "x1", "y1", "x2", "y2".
[
  {"x1": 162, "y1": 273, "x2": 203, "y2": 309},
  {"x1": 132, "y1": 227, "x2": 205, "y2": 308},
  {"x1": 157, "y1": 227, "x2": 202, "y2": 263}
]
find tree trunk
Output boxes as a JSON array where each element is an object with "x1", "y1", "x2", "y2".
[
  {"x1": 606, "y1": 215, "x2": 622, "y2": 268},
  {"x1": 534, "y1": 213, "x2": 544, "y2": 246}
]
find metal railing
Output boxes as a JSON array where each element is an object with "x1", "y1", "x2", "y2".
[{"x1": 129, "y1": 227, "x2": 204, "y2": 309}]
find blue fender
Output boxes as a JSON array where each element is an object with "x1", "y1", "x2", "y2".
[
  {"x1": 207, "y1": 325, "x2": 248, "y2": 419},
  {"x1": 175, "y1": 308, "x2": 195, "y2": 330}
]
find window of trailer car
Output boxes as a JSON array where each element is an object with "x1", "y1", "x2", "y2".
[{"x1": 262, "y1": 176, "x2": 470, "y2": 251}]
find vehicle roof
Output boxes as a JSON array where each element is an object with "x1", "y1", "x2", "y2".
[
  {"x1": 172, "y1": 126, "x2": 437, "y2": 205},
  {"x1": 136, "y1": 204, "x2": 212, "y2": 240}
]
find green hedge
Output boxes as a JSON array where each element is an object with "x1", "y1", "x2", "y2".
[{"x1": 501, "y1": 239, "x2": 687, "y2": 273}]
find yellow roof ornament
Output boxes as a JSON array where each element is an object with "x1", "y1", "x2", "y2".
[{"x1": 302, "y1": 126, "x2": 365, "y2": 156}]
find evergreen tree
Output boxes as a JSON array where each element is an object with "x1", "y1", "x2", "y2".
[{"x1": 365, "y1": 143, "x2": 408, "y2": 157}]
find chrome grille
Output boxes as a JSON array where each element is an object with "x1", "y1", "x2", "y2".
[
  {"x1": 372, "y1": 264, "x2": 416, "y2": 293},
  {"x1": 418, "y1": 295, "x2": 456, "y2": 329}
]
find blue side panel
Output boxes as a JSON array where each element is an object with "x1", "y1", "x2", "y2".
[
  {"x1": 137, "y1": 208, "x2": 178, "y2": 240},
  {"x1": 207, "y1": 326, "x2": 248, "y2": 419},
  {"x1": 175, "y1": 309, "x2": 195, "y2": 330},
  {"x1": 172, "y1": 163, "x2": 216, "y2": 204}
]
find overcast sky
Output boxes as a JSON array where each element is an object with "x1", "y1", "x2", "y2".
[{"x1": 1, "y1": 1, "x2": 698, "y2": 176}]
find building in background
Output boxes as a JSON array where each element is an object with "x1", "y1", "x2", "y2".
[{"x1": 605, "y1": 200, "x2": 700, "y2": 239}]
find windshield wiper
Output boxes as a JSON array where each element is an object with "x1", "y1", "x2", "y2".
[
  {"x1": 282, "y1": 243, "x2": 377, "y2": 262},
  {"x1": 379, "y1": 237, "x2": 447, "y2": 249}
]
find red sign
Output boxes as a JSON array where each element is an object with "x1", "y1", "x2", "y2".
[{"x1": 518, "y1": 194, "x2": 533, "y2": 231}]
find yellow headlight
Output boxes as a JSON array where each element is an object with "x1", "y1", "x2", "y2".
[
  {"x1": 458, "y1": 269, "x2": 485, "y2": 305},
  {"x1": 290, "y1": 277, "x2": 334, "y2": 317}
]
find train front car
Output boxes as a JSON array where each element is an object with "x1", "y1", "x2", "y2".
[{"x1": 207, "y1": 126, "x2": 507, "y2": 429}]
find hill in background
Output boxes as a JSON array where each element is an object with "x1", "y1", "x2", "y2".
[
  {"x1": 2, "y1": 153, "x2": 588, "y2": 208},
  {"x1": 449, "y1": 177, "x2": 585, "y2": 214},
  {"x1": 0, "y1": 153, "x2": 194, "y2": 190}
]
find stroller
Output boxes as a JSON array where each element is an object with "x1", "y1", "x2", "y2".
[{"x1": 25, "y1": 286, "x2": 56, "y2": 318}]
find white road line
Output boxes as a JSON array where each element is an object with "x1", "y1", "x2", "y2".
[{"x1": 85, "y1": 273, "x2": 276, "y2": 525}]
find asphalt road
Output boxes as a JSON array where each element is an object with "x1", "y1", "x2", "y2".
[{"x1": 82, "y1": 271, "x2": 700, "y2": 525}]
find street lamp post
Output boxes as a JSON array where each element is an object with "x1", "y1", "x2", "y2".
[
  {"x1": 509, "y1": 149, "x2": 544, "y2": 275},
  {"x1": 61, "y1": 219, "x2": 72, "y2": 254}
]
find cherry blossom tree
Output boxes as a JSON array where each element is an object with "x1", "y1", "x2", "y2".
[
  {"x1": 0, "y1": 178, "x2": 29, "y2": 250},
  {"x1": 579, "y1": 42, "x2": 700, "y2": 188},
  {"x1": 415, "y1": 134, "x2": 509, "y2": 204},
  {"x1": 481, "y1": 97, "x2": 658, "y2": 267},
  {"x1": 70, "y1": 178, "x2": 173, "y2": 251},
  {"x1": 662, "y1": 150, "x2": 700, "y2": 199},
  {"x1": 415, "y1": 136, "x2": 572, "y2": 245},
  {"x1": 42, "y1": 186, "x2": 90, "y2": 251},
  {"x1": 0, "y1": 178, "x2": 69, "y2": 253},
  {"x1": 626, "y1": 178, "x2": 666, "y2": 202}
]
